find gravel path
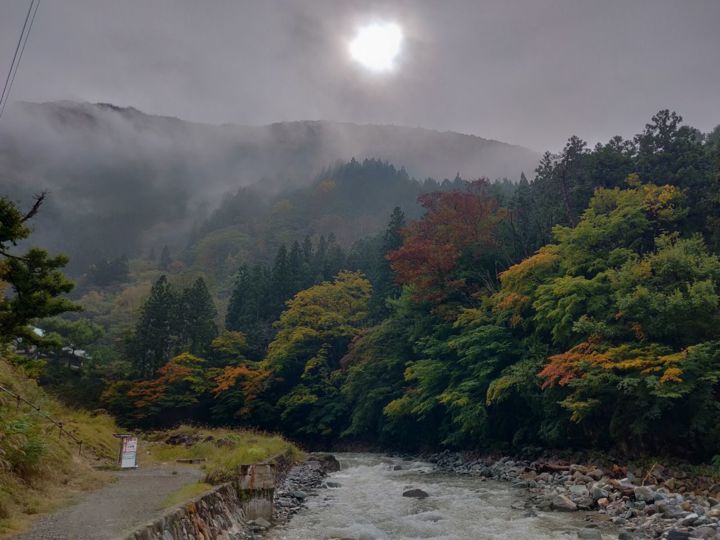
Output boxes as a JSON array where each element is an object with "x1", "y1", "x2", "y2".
[{"x1": 14, "y1": 465, "x2": 203, "y2": 540}]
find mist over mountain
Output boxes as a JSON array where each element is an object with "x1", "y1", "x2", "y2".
[{"x1": 0, "y1": 101, "x2": 537, "y2": 272}]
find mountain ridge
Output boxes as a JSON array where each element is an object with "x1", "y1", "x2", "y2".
[{"x1": 0, "y1": 100, "x2": 539, "y2": 271}]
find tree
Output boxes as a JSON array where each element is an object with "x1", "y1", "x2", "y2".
[
  {"x1": 250, "y1": 271, "x2": 372, "y2": 439},
  {"x1": 369, "y1": 206, "x2": 405, "y2": 320},
  {"x1": 128, "y1": 275, "x2": 179, "y2": 377},
  {"x1": 159, "y1": 245, "x2": 172, "y2": 271},
  {"x1": 388, "y1": 181, "x2": 504, "y2": 309},
  {"x1": 0, "y1": 194, "x2": 79, "y2": 344},
  {"x1": 86, "y1": 255, "x2": 129, "y2": 287},
  {"x1": 179, "y1": 277, "x2": 218, "y2": 355},
  {"x1": 127, "y1": 353, "x2": 211, "y2": 426}
]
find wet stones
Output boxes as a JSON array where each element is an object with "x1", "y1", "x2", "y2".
[
  {"x1": 402, "y1": 488, "x2": 429, "y2": 499},
  {"x1": 426, "y1": 451, "x2": 720, "y2": 540},
  {"x1": 550, "y1": 494, "x2": 578, "y2": 512},
  {"x1": 633, "y1": 486, "x2": 656, "y2": 503},
  {"x1": 272, "y1": 455, "x2": 334, "y2": 525}
]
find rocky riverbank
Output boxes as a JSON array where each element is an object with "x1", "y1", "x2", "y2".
[
  {"x1": 269, "y1": 454, "x2": 341, "y2": 526},
  {"x1": 428, "y1": 451, "x2": 720, "y2": 539}
]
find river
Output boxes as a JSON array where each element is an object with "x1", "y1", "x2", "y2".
[{"x1": 267, "y1": 454, "x2": 611, "y2": 540}]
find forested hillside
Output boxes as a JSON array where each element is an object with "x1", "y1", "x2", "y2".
[
  {"x1": 0, "y1": 101, "x2": 537, "y2": 274},
  {"x1": 7, "y1": 110, "x2": 720, "y2": 461}
]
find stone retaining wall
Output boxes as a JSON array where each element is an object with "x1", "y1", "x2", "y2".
[
  {"x1": 124, "y1": 482, "x2": 249, "y2": 540},
  {"x1": 123, "y1": 463, "x2": 278, "y2": 540}
]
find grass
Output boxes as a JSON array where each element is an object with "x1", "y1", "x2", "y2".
[
  {"x1": 0, "y1": 355, "x2": 119, "y2": 537},
  {"x1": 144, "y1": 425, "x2": 302, "y2": 484}
]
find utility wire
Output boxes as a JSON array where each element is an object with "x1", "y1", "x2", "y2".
[
  {"x1": 0, "y1": 0, "x2": 32, "y2": 109},
  {"x1": 0, "y1": 0, "x2": 40, "y2": 121}
]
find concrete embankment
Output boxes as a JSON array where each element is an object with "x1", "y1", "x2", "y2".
[{"x1": 124, "y1": 454, "x2": 339, "y2": 540}]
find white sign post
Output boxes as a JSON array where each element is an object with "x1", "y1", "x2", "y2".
[{"x1": 116, "y1": 435, "x2": 138, "y2": 468}]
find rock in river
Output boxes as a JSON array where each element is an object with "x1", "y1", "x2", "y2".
[{"x1": 403, "y1": 488, "x2": 429, "y2": 499}]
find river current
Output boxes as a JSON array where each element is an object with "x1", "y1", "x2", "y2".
[{"x1": 267, "y1": 454, "x2": 611, "y2": 540}]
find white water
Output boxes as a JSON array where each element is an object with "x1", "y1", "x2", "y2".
[{"x1": 268, "y1": 454, "x2": 610, "y2": 540}]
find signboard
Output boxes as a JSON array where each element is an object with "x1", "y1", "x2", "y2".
[{"x1": 119, "y1": 436, "x2": 138, "y2": 468}]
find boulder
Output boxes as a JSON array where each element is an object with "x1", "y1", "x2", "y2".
[
  {"x1": 569, "y1": 485, "x2": 589, "y2": 497},
  {"x1": 403, "y1": 488, "x2": 429, "y2": 499},
  {"x1": 551, "y1": 494, "x2": 578, "y2": 512},
  {"x1": 633, "y1": 486, "x2": 655, "y2": 503},
  {"x1": 590, "y1": 485, "x2": 609, "y2": 501},
  {"x1": 247, "y1": 517, "x2": 271, "y2": 530},
  {"x1": 707, "y1": 505, "x2": 720, "y2": 518},
  {"x1": 310, "y1": 453, "x2": 341, "y2": 473}
]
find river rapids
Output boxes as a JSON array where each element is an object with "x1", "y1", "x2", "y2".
[{"x1": 267, "y1": 453, "x2": 612, "y2": 540}]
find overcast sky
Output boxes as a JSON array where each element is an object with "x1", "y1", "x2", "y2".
[{"x1": 1, "y1": 0, "x2": 719, "y2": 151}]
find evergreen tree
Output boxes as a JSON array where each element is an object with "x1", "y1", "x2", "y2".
[
  {"x1": 271, "y1": 244, "x2": 292, "y2": 311},
  {"x1": 159, "y1": 245, "x2": 172, "y2": 271},
  {"x1": 313, "y1": 235, "x2": 327, "y2": 281},
  {"x1": 324, "y1": 233, "x2": 346, "y2": 280},
  {"x1": 288, "y1": 240, "x2": 305, "y2": 292},
  {"x1": 0, "y1": 194, "x2": 79, "y2": 344},
  {"x1": 370, "y1": 206, "x2": 405, "y2": 320},
  {"x1": 179, "y1": 277, "x2": 218, "y2": 355},
  {"x1": 226, "y1": 264, "x2": 272, "y2": 359},
  {"x1": 129, "y1": 275, "x2": 179, "y2": 377},
  {"x1": 86, "y1": 255, "x2": 129, "y2": 286}
]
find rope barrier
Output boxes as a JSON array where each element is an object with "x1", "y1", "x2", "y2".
[{"x1": 0, "y1": 381, "x2": 84, "y2": 454}]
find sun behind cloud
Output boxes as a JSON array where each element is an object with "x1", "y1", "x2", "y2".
[{"x1": 348, "y1": 22, "x2": 403, "y2": 73}]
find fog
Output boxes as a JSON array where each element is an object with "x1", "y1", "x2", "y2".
[
  {"x1": 1, "y1": 0, "x2": 719, "y2": 150},
  {"x1": 0, "y1": 101, "x2": 537, "y2": 271}
]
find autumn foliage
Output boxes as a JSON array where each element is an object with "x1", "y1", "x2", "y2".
[{"x1": 388, "y1": 180, "x2": 504, "y2": 305}]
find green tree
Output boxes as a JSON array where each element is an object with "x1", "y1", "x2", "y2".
[
  {"x1": 179, "y1": 277, "x2": 218, "y2": 355},
  {"x1": 369, "y1": 206, "x2": 405, "y2": 320},
  {"x1": 159, "y1": 245, "x2": 172, "y2": 271},
  {"x1": 259, "y1": 271, "x2": 372, "y2": 439},
  {"x1": 128, "y1": 275, "x2": 179, "y2": 377},
  {"x1": 0, "y1": 194, "x2": 79, "y2": 344}
]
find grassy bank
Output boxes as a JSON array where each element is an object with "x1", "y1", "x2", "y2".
[
  {"x1": 143, "y1": 425, "x2": 302, "y2": 485},
  {"x1": 0, "y1": 356, "x2": 119, "y2": 536}
]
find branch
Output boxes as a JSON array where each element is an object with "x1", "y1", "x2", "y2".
[
  {"x1": 21, "y1": 191, "x2": 46, "y2": 223},
  {"x1": 0, "y1": 249, "x2": 28, "y2": 262}
]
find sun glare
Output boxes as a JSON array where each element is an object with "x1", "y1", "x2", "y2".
[{"x1": 349, "y1": 22, "x2": 403, "y2": 72}]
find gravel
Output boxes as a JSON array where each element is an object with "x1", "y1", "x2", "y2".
[{"x1": 15, "y1": 465, "x2": 203, "y2": 540}]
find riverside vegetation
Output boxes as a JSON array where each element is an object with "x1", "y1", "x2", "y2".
[{"x1": 2, "y1": 110, "x2": 720, "y2": 536}]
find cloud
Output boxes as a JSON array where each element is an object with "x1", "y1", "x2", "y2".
[{"x1": 0, "y1": 0, "x2": 718, "y2": 150}]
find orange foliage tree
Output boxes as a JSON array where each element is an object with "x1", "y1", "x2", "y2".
[{"x1": 388, "y1": 181, "x2": 505, "y2": 307}]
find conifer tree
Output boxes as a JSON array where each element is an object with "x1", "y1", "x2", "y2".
[
  {"x1": 159, "y1": 245, "x2": 172, "y2": 271},
  {"x1": 180, "y1": 277, "x2": 218, "y2": 355},
  {"x1": 0, "y1": 194, "x2": 79, "y2": 343},
  {"x1": 370, "y1": 206, "x2": 405, "y2": 320},
  {"x1": 129, "y1": 275, "x2": 178, "y2": 377}
]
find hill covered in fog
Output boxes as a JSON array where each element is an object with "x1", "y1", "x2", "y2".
[{"x1": 0, "y1": 101, "x2": 538, "y2": 272}]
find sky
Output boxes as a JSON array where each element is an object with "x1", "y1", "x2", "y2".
[{"x1": 1, "y1": 0, "x2": 719, "y2": 151}]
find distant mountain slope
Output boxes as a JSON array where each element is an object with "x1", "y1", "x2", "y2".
[{"x1": 0, "y1": 101, "x2": 538, "y2": 271}]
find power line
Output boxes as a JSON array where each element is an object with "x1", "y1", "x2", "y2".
[
  {"x1": 0, "y1": 0, "x2": 33, "y2": 109},
  {"x1": 0, "y1": 0, "x2": 40, "y2": 121}
]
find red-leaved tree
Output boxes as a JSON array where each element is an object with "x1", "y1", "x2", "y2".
[{"x1": 387, "y1": 180, "x2": 504, "y2": 307}]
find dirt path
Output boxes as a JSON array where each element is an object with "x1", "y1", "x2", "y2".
[{"x1": 14, "y1": 465, "x2": 203, "y2": 540}]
